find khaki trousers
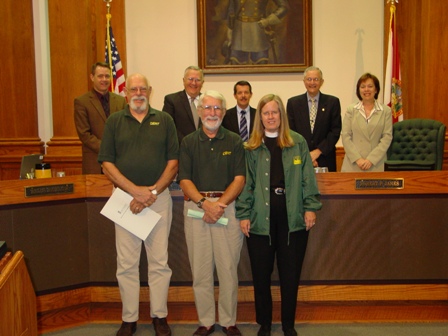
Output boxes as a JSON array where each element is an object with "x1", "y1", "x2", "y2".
[
  {"x1": 184, "y1": 199, "x2": 244, "y2": 327},
  {"x1": 115, "y1": 188, "x2": 172, "y2": 322}
]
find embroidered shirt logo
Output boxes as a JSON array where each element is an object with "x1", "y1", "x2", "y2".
[
  {"x1": 150, "y1": 122, "x2": 160, "y2": 125},
  {"x1": 222, "y1": 151, "x2": 232, "y2": 156},
  {"x1": 293, "y1": 156, "x2": 302, "y2": 165}
]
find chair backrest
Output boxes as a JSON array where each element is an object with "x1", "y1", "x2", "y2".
[{"x1": 385, "y1": 118, "x2": 446, "y2": 170}]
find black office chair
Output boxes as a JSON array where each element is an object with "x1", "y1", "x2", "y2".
[{"x1": 384, "y1": 118, "x2": 446, "y2": 171}]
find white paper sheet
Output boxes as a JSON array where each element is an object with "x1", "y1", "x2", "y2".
[
  {"x1": 187, "y1": 209, "x2": 228, "y2": 225},
  {"x1": 100, "y1": 187, "x2": 161, "y2": 240}
]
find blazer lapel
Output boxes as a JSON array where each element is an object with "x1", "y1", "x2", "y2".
[
  {"x1": 182, "y1": 91, "x2": 196, "y2": 126},
  {"x1": 89, "y1": 92, "x2": 107, "y2": 122}
]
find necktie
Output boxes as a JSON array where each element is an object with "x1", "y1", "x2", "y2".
[
  {"x1": 240, "y1": 110, "x2": 248, "y2": 142},
  {"x1": 101, "y1": 94, "x2": 110, "y2": 117},
  {"x1": 310, "y1": 98, "x2": 317, "y2": 132},
  {"x1": 190, "y1": 98, "x2": 199, "y2": 129}
]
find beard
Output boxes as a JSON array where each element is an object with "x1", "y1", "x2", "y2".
[
  {"x1": 129, "y1": 95, "x2": 148, "y2": 112},
  {"x1": 202, "y1": 116, "x2": 222, "y2": 132}
]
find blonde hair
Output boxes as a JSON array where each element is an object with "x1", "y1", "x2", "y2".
[{"x1": 245, "y1": 94, "x2": 294, "y2": 150}]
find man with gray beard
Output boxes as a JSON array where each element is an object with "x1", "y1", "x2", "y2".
[
  {"x1": 178, "y1": 90, "x2": 246, "y2": 336},
  {"x1": 98, "y1": 73, "x2": 179, "y2": 336}
]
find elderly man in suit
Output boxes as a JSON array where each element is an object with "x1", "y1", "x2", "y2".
[
  {"x1": 74, "y1": 62, "x2": 127, "y2": 174},
  {"x1": 222, "y1": 80, "x2": 256, "y2": 142},
  {"x1": 163, "y1": 66, "x2": 204, "y2": 145},
  {"x1": 286, "y1": 66, "x2": 342, "y2": 172}
]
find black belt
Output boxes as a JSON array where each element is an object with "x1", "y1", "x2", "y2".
[
  {"x1": 271, "y1": 187, "x2": 286, "y2": 195},
  {"x1": 184, "y1": 191, "x2": 224, "y2": 201}
]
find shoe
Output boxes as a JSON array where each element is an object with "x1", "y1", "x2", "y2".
[
  {"x1": 283, "y1": 328, "x2": 298, "y2": 336},
  {"x1": 257, "y1": 324, "x2": 271, "y2": 336},
  {"x1": 222, "y1": 325, "x2": 242, "y2": 336},
  {"x1": 193, "y1": 325, "x2": 215, "y2": 335},
  {"x1": 116, "y1": 321, "x2": 137, "y2": 336},
  {"x1": 152, "y1": 317, "x2": 172, "y2": 336}
]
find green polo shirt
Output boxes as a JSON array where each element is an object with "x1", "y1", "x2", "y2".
[
  {"x1": 178, "y1": 126, "x2": 246, "y2": 191},
  {"x1": 98, "y1": 105, "x2": 179, "y2": 186}
]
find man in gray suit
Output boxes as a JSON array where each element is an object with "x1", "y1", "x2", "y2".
[
  {"x1": 74, "y1": 62, "x2": 127, "y2": 174},
  {"x1": 222, "y1": 80, "x2": 256, "y2": 141},
  {"x1": 162, "y1": 66, "x2": 204, "y2": 145},
  {"x1": 287, "y1": 66, "x2": 342, "y2": 172}
]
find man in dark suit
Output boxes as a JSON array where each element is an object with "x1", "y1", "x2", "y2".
[
  {"x1": 74, "y1": 62, "x2": 127, "y2": 174},
  {"x1": 162, "y1": 66, "x2": 204, "y2": 145},
  {"x1": 287, "y1": 66, "x2": 342, "y2": 172},
  {"x1": 222, "y1": 80, "x2": 256, "y2": 141}
]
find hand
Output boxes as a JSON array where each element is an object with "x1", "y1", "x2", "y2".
[
  {"x1": 304, "y1": 211, "x2": 316, "y2": 231},
  {"x1": 310, "y1": 149, "x2": 322, "y2": 163},
  {"x1": 130, "y1": 200, "x2": 145, "y2": 215},
  {"x1": 356, "y1": 158, "x2": 373, "y2": 170},
  {"x1": 240, "y1": 219, "x2": 251, "y2": 237},
  {"x1": 133, "y1": 185, "x2": 157, "y2": 207},
  {"x1": 202, "y1": 200, "x2": 227, "y2": 224},
  {"x1": 258, "y1": 18, "x2": 269, "y2": 28}
]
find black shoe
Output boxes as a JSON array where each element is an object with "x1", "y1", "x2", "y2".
[
  {"x1": 193, "y1": 325, "x2": 215, "y2": 335},
  {"x1": 116, "y1": 321, "x2": 137, "y2": 336},
  {"x1": 283, "y1": 328, "x2": 298, "y2": 336},
  {"x1": 153, "y1": 317, "x2": 172, "y2": 336},
  {"x1": 257, "y1": 324, "x2": 271, "y2": 336},
  {"x1": 222, "y1": 325, "x2": 242, "y2": 335}
]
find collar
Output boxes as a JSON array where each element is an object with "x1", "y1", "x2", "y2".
[
  {"x1": 307, "y1": 92, "x2": 320, "y2": 102},
  {"x1": 198, "y1": 126, "x2": 225, "y2": 141}
]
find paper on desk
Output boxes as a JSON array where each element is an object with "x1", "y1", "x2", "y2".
[
  {"x1": 187, "y1": 209, "x2": 228, "y2": 225},
  {"x1": 100, "y1": 187, "x2": 161, "y2": 240}
]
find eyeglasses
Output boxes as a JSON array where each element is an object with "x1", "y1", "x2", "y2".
[
  {"x1": 200, "y1": 105, "x2": 222, "y2": 112},
  {"x1": 186, "y1": 77, "x2": 202, "y2": 83},
  {"x1": 305, "y1": 77, "x2": 321, "y2": 82},
  {"x1": 127, "y1": 87, "x2": 148, "y2": 94},
  {"x1": 261, "y1": 110, "x2": 280, "y2": 117}
]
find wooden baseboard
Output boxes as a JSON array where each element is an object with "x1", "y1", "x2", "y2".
[{"x1": 37, "y1": 284, "x2": 448, "y2": 334}]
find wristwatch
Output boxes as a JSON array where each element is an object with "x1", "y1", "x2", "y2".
[{"x1": 196, "y1": 197, "x2": 206, "y2": 208}]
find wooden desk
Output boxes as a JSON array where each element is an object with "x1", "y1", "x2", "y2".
[
  {"x1": 0, "y1": 173, "x2": 447, "y2": 330},
  {"x1": 0, "y1": 251, "x2": 38, "y2": 336}
]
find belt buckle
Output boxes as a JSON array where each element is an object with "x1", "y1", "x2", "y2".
[{"x1": 274, "y1": 187, "x2": 284, "y2": 195}]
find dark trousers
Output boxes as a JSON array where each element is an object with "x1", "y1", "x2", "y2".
[{"x1": 246, "y1": 192, "x2": 309, "y2": 331}]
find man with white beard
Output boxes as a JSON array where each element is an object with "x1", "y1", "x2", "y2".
[
  {"x1": 98, "y1": 73, "x2": 179, "y2": 336},
  {"x1": 178, "y1": 90, "x2": 246, "y2": 336}
]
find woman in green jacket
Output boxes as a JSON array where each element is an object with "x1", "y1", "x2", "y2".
[{"x1": 236, "y1": 94, "x2": 322, "y2": 336}]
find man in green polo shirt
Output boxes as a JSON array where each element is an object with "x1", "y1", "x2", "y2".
[
  {"x1": 178, "y1": 90, "x2": 246, "y2": 336},
  {"x1": 98, "y1": 73, "x2": 178, "y2": 336}
]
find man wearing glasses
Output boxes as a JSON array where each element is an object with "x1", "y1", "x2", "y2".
[
  {"x1": 163, "y1": 65, "x2": 205, "y2": 145},
  {"x1": 286, "y1": 66, "x2": 342, "y2": 172},
  {"x1": 99, "y1": 73, "x2": 179, "y2": 336},
  {"x1": 178, "y1": 91, "x2": 246, "y2": 336}
]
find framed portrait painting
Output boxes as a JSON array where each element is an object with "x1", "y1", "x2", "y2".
[{"x1": 197, "y1": 0, "x2": 312, "y2": 74}]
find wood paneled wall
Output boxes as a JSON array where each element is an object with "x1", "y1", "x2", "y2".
[
  {"x1": 0, "y1": 0, "x2": 44, "y2": 180},
  {"x1": 1, "y1": 0, "x2": 447, "y2": 179},
  {"x1": 0, "y1": 0, "x2": 126, "y2": 180}
]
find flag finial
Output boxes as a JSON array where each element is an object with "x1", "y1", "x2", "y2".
[
  {"x1": 387, "y1": 0, "x2": 399, "y2": 4},
  {"x1": 104, "y1": 0, "x2": 112, "y2": 14}
]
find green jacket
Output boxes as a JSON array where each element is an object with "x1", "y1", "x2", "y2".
[{"x1": 236, "y1": 131, "x2": 322, "y2": 236}]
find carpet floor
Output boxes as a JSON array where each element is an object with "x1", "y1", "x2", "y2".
[{"x1": 42, "y1": 322, "x2": 448, "y2": 336}]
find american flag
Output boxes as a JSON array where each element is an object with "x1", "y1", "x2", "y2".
[{"x1": 105, "y1": 25, "x2": 125, "y2": 96}]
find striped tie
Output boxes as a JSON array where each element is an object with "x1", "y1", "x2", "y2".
[
  {"x1": 310, "y1": 98, "x2": 317, "y2": 132},
  {"x1": 240, "y1": 110, "x2": 248, "y2": 142}
]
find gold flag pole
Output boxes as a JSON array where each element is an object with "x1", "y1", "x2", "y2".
[{"x1": 104, "y1": 0, "x2": 114, "y2": 92}]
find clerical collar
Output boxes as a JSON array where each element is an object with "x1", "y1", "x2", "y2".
[{"x1": 264, "y1": 131, "x2": 278, "y2": 138}]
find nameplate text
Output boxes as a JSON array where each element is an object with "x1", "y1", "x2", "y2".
[
  {"x1": 355, "y1": 179, "x2": 404, "y2": 190},
  {"x1": 25, "y1": 183, "x2": 74, "y2": 197}
]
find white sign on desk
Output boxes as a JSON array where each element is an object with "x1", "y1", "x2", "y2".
[{"x1": 100, "y1": 187, "x2": 161, "y2": 240}]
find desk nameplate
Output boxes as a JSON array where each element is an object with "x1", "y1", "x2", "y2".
[
  {"x1": 355, "y1": 178, "x2": 404, "y2": 190},
  {"x1": 24, "y1": 183, "x2": 74, "y2": 197}
]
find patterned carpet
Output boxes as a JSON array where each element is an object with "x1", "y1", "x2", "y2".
[{"x1": 42, "y1": 322, "x2": 448, "y2": 336}]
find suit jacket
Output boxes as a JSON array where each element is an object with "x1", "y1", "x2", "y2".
[
  {"x1": 341, "y1": 102, "x2": 393, "y2": 172},
  {"x1": 74, "y1": 90, "x2": 127, "y2": 174},
  {"x1": 222, "y1": 105, "x2": 256, "y2": 138},
  {"x1": 163, "y1": 90, "x2": 197, "y2": 144},
  {"x1": 287, "y1": 92, "x2": 341, "y2": 171}
]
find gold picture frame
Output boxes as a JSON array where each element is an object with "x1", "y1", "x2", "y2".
[{"x1": 197, "y1": 0, "x2": 312, "y2": 74}]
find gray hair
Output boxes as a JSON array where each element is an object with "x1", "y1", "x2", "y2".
[
  {"x1": 198, "y1": 90, "x2": 226, "y2": 110},
  {"x1": 304, "y1": 66, "x2": 323, "y2": 79}
]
